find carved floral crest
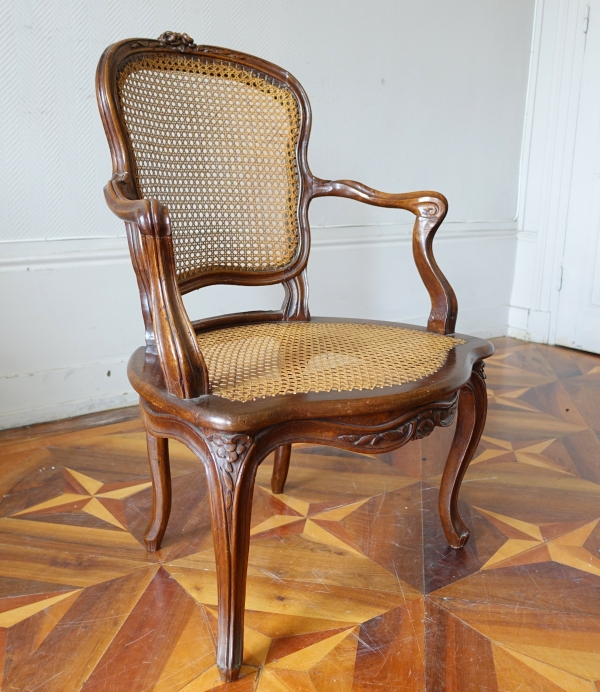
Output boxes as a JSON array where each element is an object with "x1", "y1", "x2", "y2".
[{"x1": 157, "y1": 32, "x2": 197, "y2": 51}]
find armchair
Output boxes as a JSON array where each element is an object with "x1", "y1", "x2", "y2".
[{"x1": 96, "y1": 33, "x2": 493, "y2": 682}]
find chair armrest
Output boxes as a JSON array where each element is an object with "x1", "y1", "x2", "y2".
[
  {"x1": 104, "y1": 175, "x2": 208, "y2": 398},
  {"x1": 310, "y1": 178, "x2": 457, "y2": 335},
  {"x1": 104, "y1": 174, "x2": 170, "y2": 237}
]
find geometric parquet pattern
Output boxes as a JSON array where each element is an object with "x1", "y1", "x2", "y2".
[{"x1": 0, "y1": 338, "x2": 599, "y2": 691}]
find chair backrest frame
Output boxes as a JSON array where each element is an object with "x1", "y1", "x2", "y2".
[{"x1": 97, "y1": 33, "x2": 313, "y2": 298}]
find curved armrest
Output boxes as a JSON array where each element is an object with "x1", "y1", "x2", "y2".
[{"x1": 310, "y1": 178, "x2": 457, "y2": 335}]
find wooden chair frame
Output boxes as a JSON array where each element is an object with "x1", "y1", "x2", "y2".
[{"x1": 96, "y1": 32, "x2": 493, "y2": 682}]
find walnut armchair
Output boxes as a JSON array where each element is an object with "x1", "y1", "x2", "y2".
[{"x1": 96, "y1": 32, "x2": 493, "y2": 682}]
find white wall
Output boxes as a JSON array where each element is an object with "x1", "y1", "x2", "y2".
[{"x1": 0, "y1": 0, "x2": 534, "y2": 429}]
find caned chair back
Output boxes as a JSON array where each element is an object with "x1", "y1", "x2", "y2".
[{"x1": 99, "y1": 35, "x2": 311, "y2": 290}]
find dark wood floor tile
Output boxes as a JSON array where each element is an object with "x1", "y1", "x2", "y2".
[
  {"x1": 583, "y1": 520, "x2": 600, "y2": 556},
  {"x1": 0, "y1": 590, "x2": 74, "y2": 614},
  {"x1": 209, "y1": 670, "x2": 260, "y2": 690},
  {"x1": 534, "y1": 435, "x2": 589, "y2": 477},
  {"x1": 289, "y1": 444, "x2": 372, "y2": 462},
  {"x1": 484, "y1": 336, "x2": 526, "y2": 351},
  {"x1": 559, "y1": 429, "x2": 600, "y2": 484},
  {"x1": 431, "y1": 561, "x2": 600, "y2": 615},
  {"x1": 547, "y1": 345, "x2": 600, "y2": 376},
  {"x1": 424, "y1": 598, "x2": 498, "y2": 692},
  {"x1": 274, "y1": 449, "x2": 408, "y2": 477},
  {"x1": 1, "y1": 589, "x2": 82, "y2": 687},
  {"x1": 306, "y1": 627, "x2": 359, "y2": 692},
  {"x1": 445, "y1": 463, "x2": 600, "y2": 526},
  {"x1": 497, "y1": 345, "x2": 558, "y2": 377},
  {"x1": 0, "y1": 512, "x2": 156, "y2": 558},
  {"x1": 124, "y1": 470, "x2": 213, "y2": 563},
  {"x1": 483, "y1": 407, "x2": 588, "y2": 441},
  {"x1": 265, "y1": 627, "x2": 350, "y2": 664},
  {"x1": 19, "y1": 509, "x2": 127, "y2": 532},
  {"x1": 420, "y1": 423, "x2": 455, "y2": 480},
  {"x1": 388, "y1": 438, "x2": 423, "y2": 479},
  {"x1": 562, "y1": 375, "x2": 600, "y2": 435},
  {"x1": 351, "y1": 600, "x2": 424, "y2": 691},
  {"x1": 0, "y1": 539, "x2": 151, "y2": 587},
  {"x1": 43, "y1": 446, "x2": 155, "y2": 479},
  {"x1": 246, "y1": 533, "x2": 408, "y2": 594},
  {"x1": 518, "y1": 378, "x2": 590, "y2": 426},
  {"x1": 485, "y1": 358, "x2": 557, "y2": 390},
  {"x1": 537, "y1": 343, "x2": 588, "y2": 379},
  {"x1": 0, "y1": 464, "x2": 70, "y2": 519},
  {"x1": 252, "y1": 485, "x2": 304, "y2": 523},
  {"x1": 423, "y1": 485, "x2": 508, "y2": 592},
  {"x1": 243, "y1": 609, "x2": 353, "y2": 641},
  {"x1": 0, "y1": 576, "x2": 76, "y2": 600},
  {"x1": 0, "y1": 419, "x2": 144, "y2": 461},
  {"x1": 429, "y1": 598, "x2": 600, "y2": 688}
]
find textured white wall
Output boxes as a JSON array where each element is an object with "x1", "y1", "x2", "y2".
[
  {"x1": 0, "y1": 0, "x2": 534, "y2": 428},
  {"x1": 0, "y1": 0, "x2": 534, "y2": 240}
]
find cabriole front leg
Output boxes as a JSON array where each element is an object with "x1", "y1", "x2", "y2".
[
  {"x1": 205, "y1": 432, "x2": 258, "y2": 682},
  {"x1": 143, "y1": 431, "x2": 172, "y2": 552},
  {"x1": 439, "y1": 361, "x2": 488, "y2": 548}
]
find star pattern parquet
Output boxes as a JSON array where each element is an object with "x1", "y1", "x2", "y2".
[{"x1": 0, "y1": 338, "x2": 599, "y2": 690}]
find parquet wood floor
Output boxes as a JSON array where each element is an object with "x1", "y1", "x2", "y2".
[{"x1": 0, "y1": 338, "x2": 599, "y2": 691}]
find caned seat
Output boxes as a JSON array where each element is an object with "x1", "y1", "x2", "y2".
[
  {"x1": 197, "y1": 321, "x2": 465, "y2": 402},
  {"x1": 97, "y1": 32, "x2": 493, "y2": 682}
]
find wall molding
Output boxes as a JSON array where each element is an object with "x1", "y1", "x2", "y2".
[
  {"x1": 516, "y1": 229, "x2": 537, "y2": 243},
  {"x1": 0, "y1": 222, "x2": 517, "y2": 272}
]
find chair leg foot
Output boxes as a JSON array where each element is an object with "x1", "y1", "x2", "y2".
[
  {"x1": 144, "y1": 538, "x2": 159, "y2": 552},
  {"x1": 271, "y1": 444, "x2": 291, "y2": 494},
  {"x1": 439, "y1": 362, "x2": 487, "y2": 549},
  {"x1": 143, "y1": 432, "x2": 171, "y2": 553},
  {"x1": 219, "y1": 666, "x2": 241, "y2": 683}
]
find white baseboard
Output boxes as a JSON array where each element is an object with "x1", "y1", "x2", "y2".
[
  {"x1": 0, "y1": 357, "x2": 138, "y2": 430},
  {"x1": 507, "y1": 306, "x2": 551, "y2": 343}
]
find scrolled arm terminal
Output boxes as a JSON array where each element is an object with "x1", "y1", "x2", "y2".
[{"x1": 104, "y1": 174, "x2": 171, "y2": 237}]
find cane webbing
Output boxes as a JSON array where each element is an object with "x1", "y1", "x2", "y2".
[
  {"x1": 117, "y1": 54, "x2": 301, "y2": 281},
  {"x1": 197, "y1": 322, "x2": 465, "y2": 402}
]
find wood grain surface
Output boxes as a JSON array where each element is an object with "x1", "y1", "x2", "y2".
[{"x1": 0, "y1": 337, "x2": 599, "y2": 690}]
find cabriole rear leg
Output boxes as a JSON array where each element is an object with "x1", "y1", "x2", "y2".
[
  {"x1": 439, "y1": 362, "x2": 487, "y2": 548},
  {"x1": 271, "y1": 443, "x2": 291, "y2": 494},
  {"x1": 143, "y1": 432, "x2": 172, "y2": 552}
]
